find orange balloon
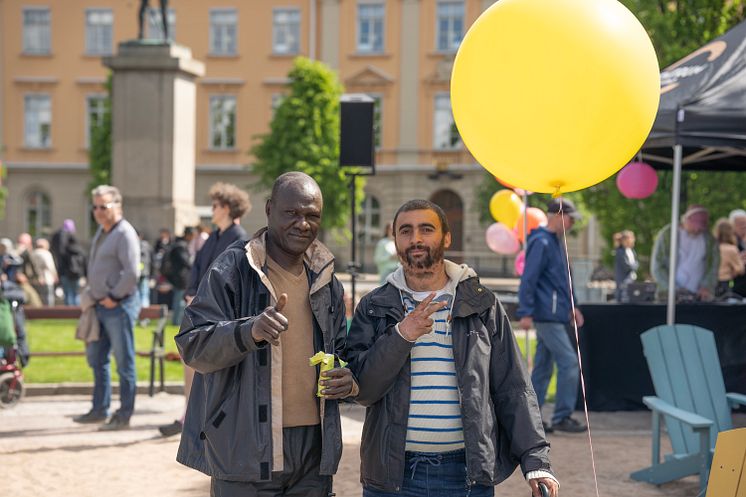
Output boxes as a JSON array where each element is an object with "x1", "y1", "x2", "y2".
[{"x1": 515, "y1": 207, "x2": 548, "y2": 242}]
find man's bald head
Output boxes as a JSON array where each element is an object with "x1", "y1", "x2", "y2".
[{"x1": 270, "y1": 172, "x2": 322, "y2": 205}]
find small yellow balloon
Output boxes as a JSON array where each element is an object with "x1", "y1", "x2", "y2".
[
  {"x1": 489, "y1": 190, "x2": 523, "y2": 228},
  {"x1": 451, "y1": 0, "x2": 660, "y2": 194}
]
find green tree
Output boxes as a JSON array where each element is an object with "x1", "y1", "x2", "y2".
[
  {"x1": 621, "y1": 0, "x2": 745, "y2": 67},
  {"x1": 250, "y1": 57, "x2": 364, "y2": 231},
  {"x1": 88, "y1": 75, "x2": 112, "y2": 191},
  {"x1": 577, "y1": 1, "x2": 746, "y2": 270}
]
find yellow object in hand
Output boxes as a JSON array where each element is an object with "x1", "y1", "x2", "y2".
[{"x1": 309, "y1": 351, "x2": 348, "y2": 398}]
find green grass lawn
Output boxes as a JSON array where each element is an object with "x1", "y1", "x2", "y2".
[
  {"x1": 23, "y1": 320, "x2": 184, "y2": 384},
  {"x1": 22, "y1": 320, "x2": 556, "y2": 403}
]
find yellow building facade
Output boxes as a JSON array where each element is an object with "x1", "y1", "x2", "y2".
[{"x1": 0, "y1": 0, "x2": 596, "y2": 274}]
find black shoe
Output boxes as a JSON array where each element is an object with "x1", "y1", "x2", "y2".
[
  {"x1": 158, "y1": 420, "x2": 183, "y2": 437},
  {"x1": 542, "y1": 421, "x2": 554, "y2": 434},
  {"x1": 73, "y1": 410, "x2": 108, "y2": 424},
  {"x1": 99, "y1": 414, "x2": 130, "y2": 431},
  {"x1": 552, "y1": 417, "x2": 587, "y2": 433}
]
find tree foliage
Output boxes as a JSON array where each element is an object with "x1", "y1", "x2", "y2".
[
  {"x1": 577, "y1": 1, "x2": 746, "y2": 270},
  {"x1": 620, "y1": 0, "x2": 745, "y2": 67},
  {"x1": 88, "y1": 75, "x2": 112, "y2": 191},
  {"x1": 250, "y1": 57, "x2": 364, "y2": 231}
]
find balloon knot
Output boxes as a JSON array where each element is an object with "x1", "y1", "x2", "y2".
[{"x1": 552, "y1": 186, "x2": 562, "y2": 198}]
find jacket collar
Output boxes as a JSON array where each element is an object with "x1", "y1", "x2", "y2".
[
  {"x1": 244, "y1": 228, "x2": 336, "y2": 300},
  {"x1": 368, "y1": 275, "x2": 493, "y2": 319}
]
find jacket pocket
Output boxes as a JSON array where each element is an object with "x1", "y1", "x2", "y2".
[
  {"x1": 551, "y1": 291, "x2": 557, "y2": 315},
  {"x1": 201, "y1": 382, "x2": 265, "y2": 480}
]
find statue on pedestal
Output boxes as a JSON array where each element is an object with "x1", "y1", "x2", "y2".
[{"x1": 138, "y1": 0, "x2": 170, "y2": 41}]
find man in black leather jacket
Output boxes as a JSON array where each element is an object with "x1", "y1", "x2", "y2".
[
  {"x1": 176, "y1": 173, "x2": 355, "y2": 497},
  {"x1": 346, "y1": 199, "x2": 557, "y2": 497}
]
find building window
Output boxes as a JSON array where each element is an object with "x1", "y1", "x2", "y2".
[
  {"x1": 209, "y1": 9, "x2": 237, "y2": 55},
  {"x1": 146, "y1": 7, "x2": 176, "y2": 42},
  {"x1": 273, "y1": 8, "x2": 300, "y2": 55},
  {"x1": 209, "y1": 96, "x2": 236, "y2": 150},
  {"x1": 357, "y1": 195, "x2": 381, "y2": 244},
  {"x1": 86, "y1": 95, "x2": 107, "y2": 148},
  {"x1": 436, "y1": 1, "x2": 464, "y2": 52},
  {"x1": 433, "y1": 93, "x2": 460, "y2": 150},
  {"x1": 85, "y1": 9, "x2": 113, "y2": 55},
  {"x1": 23, "y1": 7, "x2": 51, "y2": 55},
  {"x1": 25, "y1": 191, "x2": 52, "y2": 238},
  {"x1": 357, "y1": 3, "x2": 384, "y2": 53},
  {"x1": 270, "y1": 93, "x2": 285, "y2": 118},
  {"x1": 24, "y1": 95, "x2": 52, "y2": 149}
]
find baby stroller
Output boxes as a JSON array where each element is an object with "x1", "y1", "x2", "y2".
[{"x1": 0, "y1": 281, "x2": 27, "y2": 408}]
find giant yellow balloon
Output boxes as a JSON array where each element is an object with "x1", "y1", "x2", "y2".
[{"x1": 451, "y1": 0, "x2": 660, "y2": 194}]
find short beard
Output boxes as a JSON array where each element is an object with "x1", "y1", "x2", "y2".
[{"x1": 399, "y1": 240, "x2": 446, "y2": 271}]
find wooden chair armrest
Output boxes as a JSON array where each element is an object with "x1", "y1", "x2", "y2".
[
  {"x1": 726, "y1": 392, "x2": 746, "y2": 408},
  {"x1": 642, "y1": 396, "x2": 714, "y2": 429}
]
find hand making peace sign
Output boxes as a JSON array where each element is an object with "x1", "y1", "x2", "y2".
[{"x1": 398, "y1": 292, "x2": 448, "y2": 342}]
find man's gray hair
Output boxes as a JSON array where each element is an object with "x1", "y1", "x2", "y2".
[
  {"x1": 729, "y1": 209, "x2": 746, "y2": 222},
  {"x1": 91, "y1": 185, "x2": 122, "y2": 205}
]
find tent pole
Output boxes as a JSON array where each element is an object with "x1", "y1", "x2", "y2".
[{"x1": 666, "y1": 144, "x2": 683, "y2": 325}]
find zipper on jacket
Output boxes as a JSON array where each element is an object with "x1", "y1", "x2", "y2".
[{"x1": 551, "y1": 291, "x2": 557, "y2": 314}]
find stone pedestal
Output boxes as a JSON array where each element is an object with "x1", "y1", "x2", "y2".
[{"x1": 104, "y1": 42, "x2": 205, "y2": 239}]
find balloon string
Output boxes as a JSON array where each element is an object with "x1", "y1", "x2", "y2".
[{"x1": 559, "y1": 198, "x2": 601, "y2": 497}]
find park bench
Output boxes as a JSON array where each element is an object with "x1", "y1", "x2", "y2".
[{"x1": 24, "y1": 305, "x2": 170, "y2": 396}]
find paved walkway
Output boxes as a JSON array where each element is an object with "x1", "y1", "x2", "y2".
[{"x1": 3, "y1": 392, "x2": 742, "y2": 497}]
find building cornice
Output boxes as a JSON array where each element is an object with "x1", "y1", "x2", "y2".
[{"x1": 13, "y1": 77, "x2": 59, "y2": 85}]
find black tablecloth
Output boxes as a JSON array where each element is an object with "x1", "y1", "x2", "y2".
[{"x1": 577, "y1": 303, "x2": 746, "y2": 411}]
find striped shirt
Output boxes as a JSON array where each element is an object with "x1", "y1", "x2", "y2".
[{"x1": 403, "y1": 288, "x2": 464, "y2": 452}]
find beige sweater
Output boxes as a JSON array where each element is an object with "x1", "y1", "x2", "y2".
[{"x1": 718, "y1": 244, "x2": 745, "y2": 281}]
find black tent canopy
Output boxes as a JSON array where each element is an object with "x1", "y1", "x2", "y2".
[{"x1": 639, "y1": 20, "x2": 746, "y2": 322}]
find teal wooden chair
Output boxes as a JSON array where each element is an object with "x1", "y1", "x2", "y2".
[{"x1": 630, "y1": 324, "x2": 746, "y2": 494}]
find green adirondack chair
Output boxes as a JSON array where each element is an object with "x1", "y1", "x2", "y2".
[{"x1": 630, "y1": 324, "x2": 746, "y2": 494}]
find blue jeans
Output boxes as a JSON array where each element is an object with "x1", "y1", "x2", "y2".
[
  {"x1": 171, "y1": 288, "x2": 185, "y2": 325},
  {"x1": 86, "y1": 292, "x2": 141, "y2": 419},
  {"x1": 60, "y1": 276, "x2": 80, "y2": 306},
  {"x1": 139, "y1": 277, "x2": 151, "y2": 308},
  {"x1": 363, "y1": 450, "x2": 493, "y2": 497},
  {"x1": 531, "y1": 321, "x2": 579, "y2": 424}
]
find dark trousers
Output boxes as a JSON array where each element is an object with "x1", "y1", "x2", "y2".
[{"x1": 210, "y1": 425, "x2": 332, "y2": 497}]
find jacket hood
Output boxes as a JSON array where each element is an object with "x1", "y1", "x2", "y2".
[
  {"x1": 244, "y1": 228, "x2": 336, "y2": 298},
  {"x1": 386, "y1": 259, "x2": 476, "y2": 296}
]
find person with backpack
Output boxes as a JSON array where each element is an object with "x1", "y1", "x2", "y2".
[
  {"x1": 160, "y1": 228, "x2": 194, "y2": 325},
  {"x1": 50, "y1": 220, "x2": 86, "y2": 306}
]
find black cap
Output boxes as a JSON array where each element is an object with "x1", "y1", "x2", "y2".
[{"x1": 546, "y1": 197, "x2": 581, "y2": 220}]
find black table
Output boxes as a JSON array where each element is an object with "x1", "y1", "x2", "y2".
[{"x1": 577, "y1": 303, "x2": 746, "y2": 411}]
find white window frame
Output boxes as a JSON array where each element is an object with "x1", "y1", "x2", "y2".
[
  {"x1": 209, "y1": 95, "x2": 237, "y2": 150},
  {"x1": 85, "y1": 8, "x2": 113, "y2": 55},
  {"x1": 85, "y1": 94, "x2": 107, "y2": 149},
  {"x1": 24, "y1": 93, "x2": 52, "y2": 149},
  {"x1": 272, "y1": 8, "x2": 300, "y2": 55},
  {"x1": 435, "y1": 1, "x2": 464, "y2": 52},
  {"x1": 433, "y1": 93, "x2": 461, "y2": 150},
  {"x1": 145, "y1": 7, "x2": 176, "y2": 42},
  {"x1": 357, "y1": 3, "x2": 385, "y2": 54},
  {"x1": 25, "y1": 190, "x2": 52, "y2": 238},
  {"x1": 23, "y1": 7, "x2": 51, "y2": 55},
  {"x1": 358, "y1": 194, "x2": 381, "y2": 244},
  {"x1": 209, "y1": 8, "x2": 237, "y2": 55}
]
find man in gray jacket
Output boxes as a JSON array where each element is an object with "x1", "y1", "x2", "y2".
[
  {"x1": 175, "y1": 172, "x2": 355, "y2": 497},
  {"x1": 346, "y1": 199, "x2": 558, "y2": 497},
  {"x1": 73, "y1": 185, "x2": 141, "y2": 430}
]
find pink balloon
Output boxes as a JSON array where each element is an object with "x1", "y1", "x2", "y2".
[
  {"x1": 616, "y1": 162, "x2": 658, "y2": 199},
  {"x1": 514, "y1": 250, "x2": 526, "y2": 276},
  {"x1": 485, "y1": 223, "x2": 520, "y2": 255}
]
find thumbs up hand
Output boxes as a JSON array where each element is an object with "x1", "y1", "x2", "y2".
[{"x1": 251, "y1": 293, "x2": 289, "y2": 346}]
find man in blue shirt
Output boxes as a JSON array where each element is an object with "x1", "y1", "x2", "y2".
[{"x1": 518, "y1": 198, "x2": 586, "y2": 433}]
